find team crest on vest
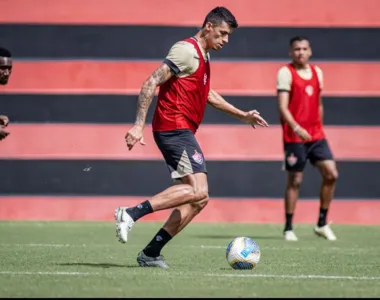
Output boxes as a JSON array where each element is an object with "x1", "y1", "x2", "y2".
[
  {"x1": 192, "y1": 150, "x2": 204, "y2": 164},
  {"x1": 286, "y1": 153, "x2": 298, "y2": 166},
  {"x1": 305, "y1": 85, "x2": 314, "y2": 96},
  {"x1": 203, "y1": 73, "x2": 208, "y2": 85}
]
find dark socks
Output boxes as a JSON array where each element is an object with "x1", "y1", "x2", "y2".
[
  {"x1": 284, "y1": 213, "x2": 293, "y2": 232},
  {"x1": 126, "y1": 200, "x2": 153, "y2": 222},
  {"x1": 318, "y1": 208, "x2": 328, "y2": 227},
  {"x1": 143, "y1": 228, "x2": 172, "y2": 258}
]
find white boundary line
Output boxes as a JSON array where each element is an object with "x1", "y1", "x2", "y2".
[
  {"x1": 1, "y1": 243, "x2": 89, "y2": 247},
  {"x1": 0, "y1": 270, "x2": 378, "y2": 281},
  {"x1": 205, "y1": 273, "x2": 380, "y2": 280},
  {"x1": 0, "y1": 271, "x2": 99, "y2": 276}
]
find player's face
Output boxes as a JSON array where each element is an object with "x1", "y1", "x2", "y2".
[
  {"x1": 0, "y1": 57, "x2": 12, "y2": 85},
  {"x1": 290, "y1": 40, "x2": 312, "y2": 66},
  {"x1": 205, "y1": 21, "x2": 232, "y2": 51}
]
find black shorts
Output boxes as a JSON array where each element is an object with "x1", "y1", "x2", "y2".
[
  {"x1": 153, "y1": 129, "x2": 207, "y2": 179},
  {"x1": 284, "y1": 139, "x2": 334, "y2": 172}
]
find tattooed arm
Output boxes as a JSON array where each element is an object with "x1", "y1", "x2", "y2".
[
  {"x1": 135, "y1": 63, "x2": 173, "y2": 127},
  {"x1": 125, "y1": 63, "x2": 173, "y2": 150}
]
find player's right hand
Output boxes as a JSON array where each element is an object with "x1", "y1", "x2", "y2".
[
  {"x1": 295, "y1": 127, "x2": 312, "y2": 141},
  {"x1": 125, "y1": 125, "x2": 146, "y2": 151},
  {"x1": 0, "y1": 115, "x2": 9, "y2": 126}
]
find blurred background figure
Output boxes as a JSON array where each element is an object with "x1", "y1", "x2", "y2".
[
  {"x1": 277, "y1": 36, "x2": 338, "y2": 241},
  {"x1": 0, "y1": 46, "x2": 12, "y2": 141}
]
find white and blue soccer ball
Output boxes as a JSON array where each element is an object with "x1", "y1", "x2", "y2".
[{"x1": 226, "y1": 237, "x2": 261, "y2": 270}]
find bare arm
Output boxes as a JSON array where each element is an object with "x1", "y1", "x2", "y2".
[
  {"x1": 134, "y1": 63, "x2": 173, "y2": 127},
  {"x1": 277, "y1": 91, "x2": 299, "y2": 130},
  {"x1": 125, "y1": 63, "x2": 173, "y2": 150},
  {"x1": 208, "y1": 89, "x2": 268, "y2": 128},
  {"x1": 0, "y1": 115, "x2": 9, "y2": 141},
  {"x1": 278, "y1": 91, "x2": 311, "y2": 140},
  {"x1": 319, "y1": 96, "x2": 324, "y2": 124},
  {"x1": 316, "y1": 66, "x2": 324, "y2": 124},
  {"x1": 207, "y1": 89, "x2": 246, "y2": 119}
]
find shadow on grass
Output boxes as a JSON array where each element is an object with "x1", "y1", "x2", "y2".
[{"x1": 57, "y1": 262, "x2": 139, "y2": 269}]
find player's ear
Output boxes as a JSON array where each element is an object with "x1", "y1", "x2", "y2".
[{"x1": 204, "y1": 21, "x2": 213, "y2": 32}]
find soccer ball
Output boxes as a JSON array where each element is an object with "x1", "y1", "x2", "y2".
[{"x1": 226, "y1": 237, "x2": 261, "y2": 270}]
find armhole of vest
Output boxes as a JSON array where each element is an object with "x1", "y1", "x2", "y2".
[
  {"x1": 178, "y1": 39, "x2": 201, "y2": 75},
  {"x1": 285, "y1": 65, "x2": 293, "y2": 88},
  {"x1": 191, "y1": 43, "x2": 204, "y2": 72},
  {"x1": 186, "y1": 38, "x2": 206, "y2": 64},
  {"x1": 309, "y1": 64, "x2": 321, "y2": 88}
]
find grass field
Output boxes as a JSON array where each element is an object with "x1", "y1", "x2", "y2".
[{"x1": 0, "y1": 221, "x2": 379, "y2": 297}]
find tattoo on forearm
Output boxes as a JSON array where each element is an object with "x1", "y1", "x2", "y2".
[{"x1": 135, "y1": 65, "x2": 172, "y2": 126}]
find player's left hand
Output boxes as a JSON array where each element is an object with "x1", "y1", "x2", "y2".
[
  {"x1": 241, "y1": 110, "x2": 269, "y2": 129},
  {"x1": 0, "y1": 115, "x2": 9, "y2": 127}
]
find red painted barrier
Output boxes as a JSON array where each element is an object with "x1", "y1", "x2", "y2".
[
  {"x1": 0, "y1": 196, "x2": 379, "y2": 225},
  {"x1": 2, "y1": 61, "x2": 380, "y2": 96},
  {"x1": 0, "y1": 124, "x2": 379, "y2": 160},
  {"x1": 2, "y1": 0, "x2": 380, "y2": 27}
]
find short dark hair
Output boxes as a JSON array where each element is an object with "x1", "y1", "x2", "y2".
[
  {"x1": 202, "y1": 7, "x2": 238, "y2": 29},
  {"x1": 289, "y1": 36, "x2": 310, "y2": 47},
  {"x1": 0, "y1": 47, "x2": 11, "y2": 57}
]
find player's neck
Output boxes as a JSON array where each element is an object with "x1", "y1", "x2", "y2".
[
  {"x1": 292, "y1": 62, "x2": 309, "y2": 70},
  {"x1": 194, "y1": 31, "x2": 210, "y2": 52}
]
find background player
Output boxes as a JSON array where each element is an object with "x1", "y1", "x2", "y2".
[{"x1": 277, "y1": 36, "x2": 338, "y2": 242}]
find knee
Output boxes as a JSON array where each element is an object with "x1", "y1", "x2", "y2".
[
  {"x1": 193, "y1": 186, "x2": 209, "y2": 203},
  {"x1": 323, "y1": 169, "x2": 339, "y2": 183},
  {"x1": 182, "y1": 184, "x2": 209, "y2": 202},
  {"x1": 189, "y1": 185, "x2": 209, "y2": 212},
  {"x1": 191, "y1": 195, "x2": 209, "y2": 213},
  {"x1": 288, "y1": 173, "x2": 303, "y2": 189}
]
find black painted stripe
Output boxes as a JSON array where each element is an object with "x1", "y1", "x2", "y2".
[
  {"x1": 0, "y1": 160, "x2": 378, "y2": 198},
  {"x1": 1, "y1": 94, "x2": 379, "y2": 126},
  {"x1": 1, "y1": 24, "x2": 380, "y2": 60}
]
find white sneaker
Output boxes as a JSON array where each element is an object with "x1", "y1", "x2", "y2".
[
  {"x1": 114, "y1": 207, "x2": 135, "y2": 243},
  {"x1": 284, "y1": 230, "x2": 298, "y2": 241},
  {"x1": 314, "y1": 222, "x2": 337, "y2": 241}
]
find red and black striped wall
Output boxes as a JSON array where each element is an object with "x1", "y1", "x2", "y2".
[{"x1": 1, "y1": 0, "x2": 380, "y2": 224}]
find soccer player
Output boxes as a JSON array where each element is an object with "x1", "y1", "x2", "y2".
[
  {"x1": 277, "y1": 36, "x2": 338, "y2": 241},
  {"x1": 0, "y1": 47, "x2": 12, "y2": 141},
  {"x1": 115, "y1": 7, "x2": 269, "y2": 268}
]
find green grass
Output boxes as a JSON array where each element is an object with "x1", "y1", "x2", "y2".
[{"x1": 0, "y1": 221, "x2": 379, "y2": 297}]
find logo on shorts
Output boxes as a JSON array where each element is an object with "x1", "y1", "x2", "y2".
[
  {"x1": 287, "y1": 153, "x2": 298, "y2": 166},
  {"x1": 305, "y1": 85, "x2": 314, "y2": 96},
  {"x1": 192, "y1": 150, "x2": 204, "y2": 164},
  {"x1": 204, "y1": 73, "x2": 208, "y2": 85}
]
